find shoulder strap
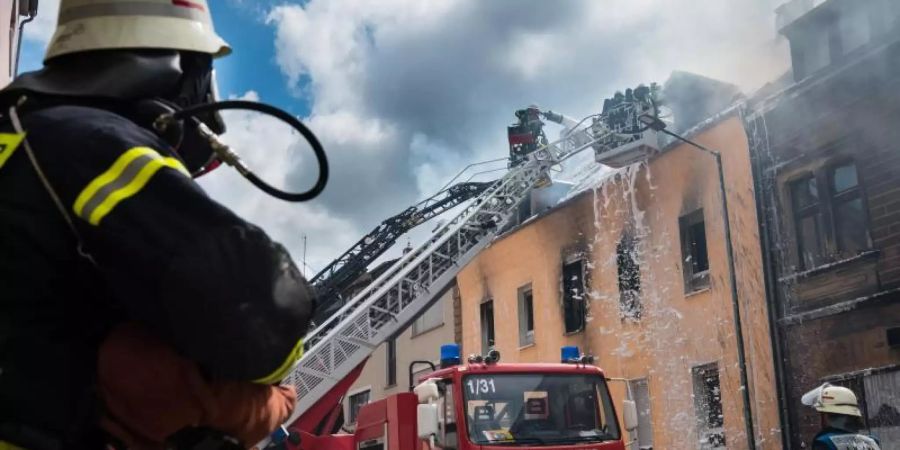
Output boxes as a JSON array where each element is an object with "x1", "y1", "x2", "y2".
[{"x1": 7, "y1": 97, "x2": 96, "y2": 265}]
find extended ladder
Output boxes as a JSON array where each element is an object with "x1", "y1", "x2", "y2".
[{"x1": 279, "y1": 90, "x2": 659, "y2": 426}]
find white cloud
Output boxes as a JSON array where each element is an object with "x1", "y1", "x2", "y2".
[
  {"x1": 22, "y1": 0, "x2": 59, "y2": 45},
  {"x1": 198, "y1": 91, "x2": 359, "y2": 274}
]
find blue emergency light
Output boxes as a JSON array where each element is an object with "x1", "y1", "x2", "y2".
[
  {"x1": 441, "y1": 343, "x2": 461, "y2": 367},
  {"x1": 561, "y1": 346, "x2": 580, "y2": 363}
]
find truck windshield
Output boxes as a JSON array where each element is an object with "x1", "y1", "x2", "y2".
[{"x1": 462, "y1": 373, "x2": 620, "y2": 446}]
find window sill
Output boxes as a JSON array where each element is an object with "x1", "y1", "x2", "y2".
[
  {"x1": 518, "y1": 342, "x2": 535, "y2": 350},
  {"x1": 384, "y1": 383, "x2": 397, "y2": 390},
  {"x1": 411, "y1": 322, "x2": 444, "y2": 338},
  {"x1": 778, "y1": 250, "x2": 880, "y2": 282},
  {"x1": 563, "y1": 329, "x2": 584, "y2": 336},
  {"x1": 684, "y1": 287, "x2": 711, "y2": 298}
]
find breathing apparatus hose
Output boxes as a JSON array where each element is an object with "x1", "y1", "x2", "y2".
[{"x1": 156, "y1": 100, "x2": 329, "y2": 202}]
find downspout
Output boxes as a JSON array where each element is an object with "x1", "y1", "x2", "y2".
[
  {"x1": 743, "y1": 107, "x2": 793, "y2": 450},
  {"x1": 14, "y1": 1, "x2": 37, "y2": 76}
]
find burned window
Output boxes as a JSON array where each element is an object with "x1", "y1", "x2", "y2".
[
  {"x1": 791, "y1": 175, "x2": 826, "y2": 269},
  {"x1": 616, "y1": 235, "x2": 641, "y2": 320},
  {"x1": 348, "y1": 389, "x2": 370, "y2": 424},
  {"x1": 788, "y1": 161, "x2": 870, "y2": 270},
  {"x1": 386, "y1": 338, "x2": 397, "y2": 387},
  {"x1": 480, "y1": 300, "x2": 495, "y2": 354},
  {"x1": 562, "y1": 259, "x2": 586, "y2": 333},
  {"x1": 692, "y1": 363, "x2": 725, "y2": 449},
  {"x1": 518, "y1": 285, "x2": 535, "y2": 346},
  {"x1": 679, "y1": 210, "x2": 710, "y2": 293}
]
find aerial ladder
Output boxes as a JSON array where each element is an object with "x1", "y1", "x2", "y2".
[
  {"x1": 272, "y1": 83, "x2": 664, "y2": 445},
  {"x1": 309, "y1": 180, "x2": 494, "y2": 325}
]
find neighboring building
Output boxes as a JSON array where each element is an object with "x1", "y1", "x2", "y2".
[
  {"x1": 456, "y1": 74, "x2": 781, "y2": 450},
  {"x1": 746, "y1": 0, "x2": 900, "y2": 447},
  {"x1": 1, "y1": 1, "x2": 36, "y2": 87},
  {"x1": 342, "y1": 283, "x2": 460, "y2": 429}
]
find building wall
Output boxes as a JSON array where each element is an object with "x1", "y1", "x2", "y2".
[
  {"x1": 457, "y1": 115, "x2": 780, "y2": 450},
  {"x1": 342, "y1": 286, "x2": 458, "y2": 427},
  {"x1": 746, "y1": 26, "x2": 900, "y2": 448}
]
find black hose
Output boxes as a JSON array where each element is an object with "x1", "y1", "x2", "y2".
[{"x1": 171, "y1": 100, "x2": 329, "y2": 202}]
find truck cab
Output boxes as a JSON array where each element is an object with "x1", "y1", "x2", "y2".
[
  {"x1": 414, "y1": 345, "x2": 632, "y2": 450},
  {"x1": 282, "y1": 346, "x2": 636, "y2": 450}
]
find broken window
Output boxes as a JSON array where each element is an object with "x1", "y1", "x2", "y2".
[
  {"x1": 386, "y1": 338, "x2": 397, "y2": 387},
  {"x1": 348, "y1": 389, "x2": 370, "y2": 424},
  {"x1": 480, "y1": 300, "x2": 495, "y2": 354},
  {"x1": 518, "y1": 285, "x2": 535, "y2": 346},
  {"x1": 789, "y1": 161, "x2": 870, "y2": 270},
  {"x1": 562, "y1": 259, "x2": 586, "y2": 333},
  {"x1": 692, "y1": 363, "x2": 725, "y2": 449},
  {"x1": 616, "y1": 234, "x2": 641, "y2": 320},
  {"x1": 679, "y1": 210, "x2": 710, "y2": 293}
]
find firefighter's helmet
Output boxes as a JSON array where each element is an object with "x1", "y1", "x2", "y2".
[
  {"x1": 45, "y1": 0, "x2": 231, "y2": 61},
  {"x1": 802, "y1": 383, "x2": 862, "y2": 417}
]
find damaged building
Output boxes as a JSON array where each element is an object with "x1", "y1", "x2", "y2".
[
  {"x1": 745, "y1": 0, "x2": 900, "y2": 447},
  {"x1": 456, "y1": 72, "x2": 781, "y2": 450}
]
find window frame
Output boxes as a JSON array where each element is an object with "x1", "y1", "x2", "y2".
[
  {"x1": 385, "y1": 338, "x2": 397, "y2": 388},
  {"x1": 785, "y1": 158, "x2": 871, "y2": 271},
  {"x1": 347, "y1": 387, "x2": 372, "y2": 425},
  {"x1": 789, "y1": 173, "x2": 826, "y2": 270},
  {"x1": 827, "y1": 160, "x2": 870, "y2": 256},
  {"x1": 691, "y1": 362, "x2": 725, "y2": 449},
  {"x1": 480, "y1": 299, "x2": 495, "y2": 354},
  {"x1": 561, "y1": 258, "x2": 586, "y2": 334},
  {"x1": 616, "y1": 233, "x2": 642, "y2": 320},
  {"x1": 517, "y1": 284, "x2": 535, "y2": 346},
  {"x1": 679, "y1": 209, "x2": 710, "y2": 294}
]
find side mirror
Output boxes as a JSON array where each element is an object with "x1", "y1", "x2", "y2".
[
  {"x1": 622, "y1": 400, "x2": 638, "y2": 431},
  {"x1": 414, "y1": 380, "x2": 440, "y2": 403},
  {"x1": 417, "y1": 404, "x2": 440, "y2": 440}
]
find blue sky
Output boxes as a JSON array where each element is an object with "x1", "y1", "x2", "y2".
[{"x1": 19, "y1": 0, "x2": 308, "y2": 115}]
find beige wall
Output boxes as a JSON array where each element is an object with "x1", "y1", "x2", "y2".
[
  {"x1": 457, "y1": 114, "x2": 781, "y2": 450},
  {"x1": 343, "y1": 286, "x2": 458, "y2": 426}
]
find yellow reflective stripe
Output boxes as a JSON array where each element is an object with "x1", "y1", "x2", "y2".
[
  {"x1": 73, "y1": 147, "x2": 155, "y2": 216},
  {"x1": 0, "y1": 441, "x2": 24, "y2": 450},
  {"x1": 163, "y1": 157, "x2": 191, "y2": 177},
  {"x1": 72, "y1": 147, "x2": 189, "y2": 226},
  {"x1": 0, "y1": 132, "x2": 26, "y2": 170},
  {"x1": 254, "y1": 339, "x2": 305, "y2": 385}
]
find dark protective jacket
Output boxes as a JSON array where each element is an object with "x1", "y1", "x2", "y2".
[
  {"x1": 0, "y1": 103, "x2": 313, "y2": 447},
  {"x1": 812, "y1": 427, "x2": 881, "y2": 450}
]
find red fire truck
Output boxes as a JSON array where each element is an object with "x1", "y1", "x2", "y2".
[{"x1": 282, "y1": 345, "x2": 637, "y2": 450}]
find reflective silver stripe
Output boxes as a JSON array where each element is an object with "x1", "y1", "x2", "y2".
[
  {"x1": 59, "y1": 2, "x2": 208, "y2": 25},
  {"x1": 78, "y1": 152, "x2": 156, "y2": 222}
]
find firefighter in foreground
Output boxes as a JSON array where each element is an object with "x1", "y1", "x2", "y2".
[
  {"x1": 803, "y1": 383, "x2": 882, "y2": 449},
  {"x1": 0, "y1": 0, "x2": 315, "y2": 448}
]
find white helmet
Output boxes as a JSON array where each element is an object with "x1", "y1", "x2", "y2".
[
  {"x1": 802, "y1": 383, "x2": 862, "y2": 417},
  {"x1": 45, "y1": 0, "x2": 231, "y2": 62}
]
